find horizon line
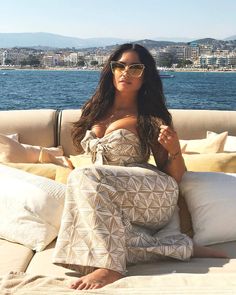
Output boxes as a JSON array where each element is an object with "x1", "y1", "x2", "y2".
[{"x1": 0, "y1": 31, "x2": 235, "y2": 41}]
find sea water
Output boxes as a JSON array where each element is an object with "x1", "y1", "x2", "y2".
[{"x1": 0, "y1": 70, "x2": 235, "y2": 110}]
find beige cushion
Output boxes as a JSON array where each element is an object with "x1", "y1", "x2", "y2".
[
  {"x1": 180, "y1": 131, "x2": 228, "y2": 154},
  {"x1": 27, "y1": 240, "x2": 236, "y2": 278},
  {"x1": 26, "y1": 240, "x2": 77, "y2": 277},
  {"x1": 0, "y1": 109, "x2": 57, "y2": 147},
  {"x1": 3, "y1": 270, "x2": 236, "y2": 294},
  {"x1": 69, "y1": 154, "x2": 92, "y2": 168},
  {"x1": 58, "y1": 109, "x2": 82, "y2": 156},
  {"x1": 3, "y1": 163, "x2": 59, "y2": 179},
  {"x1": 170, "y1": 109, "x2": 236, "y2": 140},
  {"x1": 128, "y1": 258, "x2": 236, "y2": 276},
  {"x1": 0, "y1": 238, "x2": 34, "y2": 275},
  {"x1": 0, "y1": 133, "x2": 63, "y2": 163},
  {"x1": 55, "y1": 166, "x2": 73, "y2": 184},
  {"x1": 207, "y1": 131, "x2": 236, "y2": 152},
  {"x1": 27, "y1": 238, "x2": 236, "y2": 278},
  {"x1": 0, "y1": 164, "x2": 66, "y2": 251},
  {"x1": 2, "y1": 271, "x2": 236, "y2": 294},
  {"x1": 39, "y1": 149, "x2": 71, "y2": 167},
  {"x1": 183, "y1": 153, "x2": 236, "y2": 173},
  {"x1": 180, "y1": 171, "x2": 236, "y2": 246}
]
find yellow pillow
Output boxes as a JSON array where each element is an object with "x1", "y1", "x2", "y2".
[
  {"x1": 39, "y1": 149, "x2": 72, "y2": 168},
  {"x1": 69, "y1": 154, "x2": 92, "y2": 168},
  {"x1": 180, "y1": 131, "x2": 228, "y2": 154},
  {"x1": 55, "y1": 166, "x2": 73, "y2": 184},
  {"x1": 207, "y1": 131, "x2": 236, "y2": 152},
  {"x1": 3, "y1": 163, "x2": 59, "y2": 179},
  {"x1": 183, "y1": 153, "x2": 236, "y2": 173},
  {"x1": 148, "y1": 155, "x2": 156, "y2": 165}
]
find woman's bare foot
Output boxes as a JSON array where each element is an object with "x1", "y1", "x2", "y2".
[
  {"x1": 70, "y1": 268, "x2": 123, "y2": 290},
  {"x1": 193, "y1": 245, "x2": 228, "y2": 258}
]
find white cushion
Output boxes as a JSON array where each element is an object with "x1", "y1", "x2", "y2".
[
  {"x1": 0, "y1": 133, "x2": 63, "y2": 163},
  {"x1": 207, "y1": 131, "x2": 236, "y2": 152},
  {"x1": 0, "y1": 164, "x2": 66, "y2": 251},
  {"x1": 180, "y1": 171, "x2": 236, "y2": 246}
]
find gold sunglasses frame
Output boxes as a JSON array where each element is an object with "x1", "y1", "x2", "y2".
[{"x1": 110, "y1": 61, "x2": 145, "y2": 78}]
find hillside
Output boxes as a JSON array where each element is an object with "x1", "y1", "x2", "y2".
[
  {"x1": 0, "y1": 32, "x2": 235, "y2": 49},
  {"x1": 0, "y1": 32, "x2": 128, "y2": 49}
]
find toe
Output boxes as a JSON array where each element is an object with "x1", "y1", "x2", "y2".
[
  {"x1": 76, "y1": 282, "x2": 87, "y2": 290},
  {"x1": 92, "y1": 283, "x2": 104, "y2": 289},
  {"x1": 70, "y1": 279, "x2": 82, "y2": 289}
]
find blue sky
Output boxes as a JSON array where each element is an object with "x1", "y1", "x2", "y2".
[{"x1": 0, "y1": 0, "x2": 235, "y2": 40}]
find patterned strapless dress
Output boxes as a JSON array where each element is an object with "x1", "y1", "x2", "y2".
[{"x1": 53, "y1": 129, "x2": 193, "y2": 275}]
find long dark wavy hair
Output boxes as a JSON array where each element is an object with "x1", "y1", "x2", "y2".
[{"x1": 72, "y1": 43, "x2": 172, "y2": 159}]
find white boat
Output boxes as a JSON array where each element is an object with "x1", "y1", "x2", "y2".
[{"x1": 160, "y1": 73, "x2": 175, "y2": 78}]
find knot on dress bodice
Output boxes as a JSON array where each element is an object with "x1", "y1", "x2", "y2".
[
  {"x1": 80, "y1": 129, "x2": 145, "y2": 166},
  {"x1": 81, "y1": 131, "x2": 107, "y2": 164}
]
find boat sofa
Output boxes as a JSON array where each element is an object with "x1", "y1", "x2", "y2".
[{"x1": 0, "y1": 108, "x2": 236, "y2": 294}]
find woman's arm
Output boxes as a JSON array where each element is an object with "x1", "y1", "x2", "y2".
[{"x1": 152, "y1": 125, "x2": 186, "y2": 183}]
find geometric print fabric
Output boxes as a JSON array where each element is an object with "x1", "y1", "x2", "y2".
[{"x1": 53, "y1": 129, "x2": 193, "y2": 275}]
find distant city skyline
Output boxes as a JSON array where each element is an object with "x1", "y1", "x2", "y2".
[{"x1": 0, "y1": 0, "x2": 235, "y2": 41}]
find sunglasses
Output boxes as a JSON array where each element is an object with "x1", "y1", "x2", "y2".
[{"x1": 110, "y1": 61, "x2": 145, "y2": 78}]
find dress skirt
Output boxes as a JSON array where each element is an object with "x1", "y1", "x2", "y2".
[{"x1": 53, "y1": 164, "x2": 193, "y2": 275}]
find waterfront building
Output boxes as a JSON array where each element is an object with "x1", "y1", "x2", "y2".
[
  {"x1": 1, "y1": 39, "x2": 235, "y2": 70},
  {"x1": 93, "y1": 54, "x2": 109, "y2": 65},
  {"x1": 199, "y1": 45, "x2": 213, "y2": 56},
  {"x1": 188, "y1": 42, "x2": 200, "y2": 60},
  {"x1": 68, "y1": 53, "x2": 78, "y2": 65},
  {"x1": 198, "y1": 54, "x2": 236, "y2": 68},
  {"x1": 43, "y1": 53, "x2": 62, "y2": 67},
  {"x1": 184, "y1": 46, "x2": 192, "y2": 60},
  {"x1": 165, "y1": 45, "x2": 186, "y2": 61},
  {"x1": 228, "y1": 54, "x2": 236, "y2": 67},
  {"x1": 156, "y1": 51, "x2": 174, "y2": 67},
  {"x1": 216, "y1": 56, "x2": 228, "y2": 67},
  {"x1": 0, "y1": 50, "x2": 7, "y2": 65},
  {"x1": 77, "y1": 51, "x2": 86, "y2": 58}
]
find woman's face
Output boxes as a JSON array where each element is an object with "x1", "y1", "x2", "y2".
[{"x1": 112, "y1": 50, "x2": 144, "y2": 95}]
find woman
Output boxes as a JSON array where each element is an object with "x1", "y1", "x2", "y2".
[{"x1": 53, "y1": 43, "x2": 227, "y2": 290}]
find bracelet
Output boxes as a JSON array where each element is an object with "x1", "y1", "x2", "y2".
[{"x1": 168, "y1": 150, "x2": 181, "y2": 161}]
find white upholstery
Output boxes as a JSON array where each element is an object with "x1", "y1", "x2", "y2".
[
  {"x1": 0, "y1": 109, "x2": 58, "y2": 147},
  {"x1": 1, "y1": 108, "x2": 236, "y2": 292},
  {"x1": 59, "y1": 109, "x2": 236, "y2": 156},
  {"x1": 0, "y1": 239, "x2": 34, "y2": 275}
]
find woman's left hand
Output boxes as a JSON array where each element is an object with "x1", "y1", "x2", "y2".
[{"x1": 158, "y1": 125, "x2": 181, "y2": 155}]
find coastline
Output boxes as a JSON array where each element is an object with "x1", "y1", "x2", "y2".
[
  {"x1": 169, "y1": 68, "x2": 236, "y2": 73},
  {"x1": 0, "y1": 65, "x2": 236, "y2": 73}
]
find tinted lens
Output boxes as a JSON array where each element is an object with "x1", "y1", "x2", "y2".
[
  {"x1": 110, "y1": 62, "x2": 145, "y2": 77},
  {"x1": 110, "y1": 62, "x2": 125, "y2": 74},
  {"x1": 128, "y1": 64, "x2": 145, "y2": 77}
]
